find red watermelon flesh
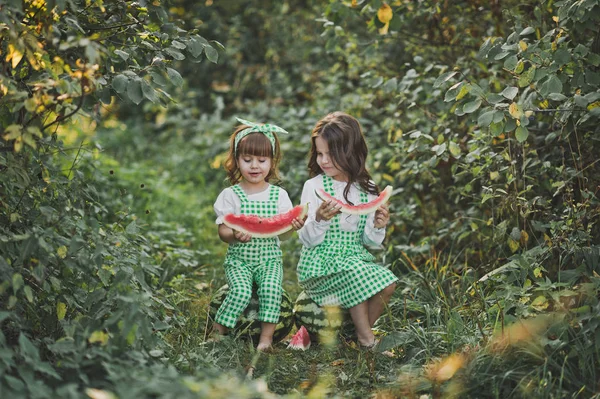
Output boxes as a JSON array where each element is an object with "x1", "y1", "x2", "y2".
[
  {"x1": 315, "y1": 185, "x2": 393, "y2": 215},
  {"x1": 287, "y1": 326, "x2": 311, "y2": 350},
  {"x1": 223, "y1": 203, "x2": 308, "y2": 238}
]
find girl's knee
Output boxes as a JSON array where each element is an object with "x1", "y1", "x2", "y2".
[
  {"x1": 230, "y1": 285, "x2": 253, "y2": 305},
  {"x1": 383, "y1": 282, "x2": 396, "y2": 297},
  {"x1": 258, "y1": 282, "x2": 282, "y2": 298}
]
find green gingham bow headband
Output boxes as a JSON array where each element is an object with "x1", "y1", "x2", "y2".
[{"x1": 234, "y1": 117, "x2": 288, "y2": 154}]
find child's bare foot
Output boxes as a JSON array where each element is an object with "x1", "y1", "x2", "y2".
[
  {"x1": 207, "y1": 323, "x2": 228, "y2": 342},
  {"x1": 256, "y1": 340, "x2": 273, "y2": 352}
]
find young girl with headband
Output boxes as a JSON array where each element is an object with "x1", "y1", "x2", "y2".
[
  {"x1": 213, "y1": 118, "x2": 304, "y2": 351},
  {"x1": 296, "y1": 111, "x2": 398, "y2": 349}
]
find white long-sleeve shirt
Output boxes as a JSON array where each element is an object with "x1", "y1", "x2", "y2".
[{"x1": 298, "y1": 175, "x2": 386, "y2": 249}]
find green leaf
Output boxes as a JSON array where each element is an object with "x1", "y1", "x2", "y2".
[
  {"x1": 112, "y1": 75, "x2": 128, "y2": 94},
  {"x1": 477, "y1": 110, "x2": 494, "y2": 127},
  {"x1": 486, "y1": 93, "x2": 504, "y2": 104},
  {"x1": 434, "y1": 71, "x2": 457, "y2": 88},
  {"x1": 548, "y1": 93, "x2": 567, "y2": 101},
  {"x1": 114, "y1": 49, "x2": 129, "y2": 61},
  {"x1": 187, "y1": 38, "x2": 205, "y2": 58},
  {"x1": 19, "y1": 333, "x2": 40, "y2": 361},
  {"x1": 141, "y1": 80, "x2": 158, "y2": 103},
  {"x1": 127, "y1": 79, "x2": 144, "y2": 105},
  {"x1": 167, "y1": 68, "x2": 184, "y2": 87},
  {"x1": 463, "y1": 99, "x2": 482, "y2": 114},
  {"x1": 204, "y1": 45, "x2": 219, "y2": 63},
  {"x1": 493, "y1": 110, "x2": 505, "y2": 123},
  {"x1": 23, "y1": 286, "x2": 33, "y2": 303},
  {"x1": 12, "y1": 273, "x2": 23, "y2": 294},
  {"x1": 504, "y1": 55, "x2": 518, "y2": 70},
  {"x1": 518, "y1": 66, "x2": 536, "y2": 87},
  {"x1": 150, "y1": 71, "x2": 167, "y2": 87},
  {"x1": 502, "y1": 86, "x2": 518, "y2": 100},
  {"x1": 490, "y1": 121, "x2": 504, "y2": 136},
  {"x1": 170, "y1": 40, "x2": 186, "y2": 50},
  {"x1": 540, "y1": 75, "x2": 563, "y2": 97},
  {"x1": 126, "y1": 220, "x2": 138, "y2": 234},
  {"x1": 520, "y1": 26, "x2": 535, "y2": 35},
  {"x1": 515, "y1": 126, "x2": 529, "y2": 142},
  {"x1": 449, "y1": 141, "x2": 461, "y2": 158},
  {"x1": 553, "y1": 48, "x2": 571, "y2": 66},
  {"x1": 165, "y1": 47, "x2": 185, "y2": 60},
  {"x1": 210, "y1": 40, "x2": 225, "y2": 51}
]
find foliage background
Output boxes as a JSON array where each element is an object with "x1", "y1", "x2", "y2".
[{"x1": 1, "y1": 0, "x2": 599, "y2": 397}]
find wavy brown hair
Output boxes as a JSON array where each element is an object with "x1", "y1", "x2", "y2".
[
  {"x1": 224, "y1": 124, "x2": 282, "y2": 185},
  {"x1": 308, "y1": 111, "x2": 378, "y2": 203}
]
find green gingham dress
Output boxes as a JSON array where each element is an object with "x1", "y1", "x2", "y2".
[
  {"x1": 297, "y1": 175, "x2": 398, "y2": 308},
  {"x1": 215, "y1": 184, "x2": 284, "y2": 328}
]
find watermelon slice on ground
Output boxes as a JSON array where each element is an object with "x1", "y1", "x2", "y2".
[
  {"x1": 287, "y1": 326, "x2": 311, "y2": 350},
  {"x1": 222, "y1": 203, "x2": 308, "y2": 238},
  {"x1": 315, "y1": 185, "x2": 393, "y2": 215}
]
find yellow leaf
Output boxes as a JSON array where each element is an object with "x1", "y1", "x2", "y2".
[
  {"x1": 7, "y1": 44, "x2": 24, "y2": 69},
  {"x1": 519, "y1": 40, "x2": 528, "y2": 52},
  {"x1": 539, "y1": 99, "x2": 549, "y2": 109},
  {"x1": 531, "y1": 295, "x2": 549, "y2": 311},
  {"x1": 57, "y1": 245, "x2": 67, "y2": 259},
  {"x1": 88, "y1": 330, "x2": 109, "y2": 345},
  {"x1": 14, "y1": 136, "x2": 23, "y2": 152},
  {"x1": 57, "y1": 302, "x2": 67, "y2": 320},
  {"x1": 379, "y1": 22, "x2": 389, "y2": 35},
  {"x1": 425, "y1": 353, "x2": 467, "y2": 382},
  {"x1": 587, "y1": 101, "x2": 600, "y2": 110},
  {"x1": 552, "y1": 16, "x2": 558, "y2": 23},
  {"x1": 351, "y1": 0, "x2": 357, "y2": 7},
  {"x1": 533, "y1": 267, "x2": 543, "y2": 278},
  {"x1": 490, "y1": 171, "x2": 499, "y2": 181},
  {"x1": 520, "y1": 230, "x2": 529, "y2": 245},
  {"x1": 377, "y1": 3, "x2": 393, "y2": 24},
  {"x1": 456, "y1": 84, "x2": 471, "y2": 100},
  {"x1": 507, "y1": 237, "x2": 520, "y2": 253},
  {"x1": 3, "y1": 124, "x2": 22, "y2": 141},
  {"x1": 508, "y1": 102, "x2": 523, "y2": 119}
]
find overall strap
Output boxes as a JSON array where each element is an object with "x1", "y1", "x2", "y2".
[
  {"x1": 321, "y1": 174, "x2": 340, "y2": 232},
  {"x1": 231, "y1": 184, "x2": 248, "y2": 203},
  {"x1": 322, "y1": 174, "x2": 335, "y2": 195},
  {"x1": 357, "y1": 190, "x2": 369, "y2": 230},
  {"x1": 268, "y1": 184, "x2": 280, "y2": 202}
]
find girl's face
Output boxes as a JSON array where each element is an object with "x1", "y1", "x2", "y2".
[
  {"x1": 237, "y1": 154, "x2": 272, "y2": 185},
  {"x1": 315, "y1": 136, "x2": 347, "y2": 182}
]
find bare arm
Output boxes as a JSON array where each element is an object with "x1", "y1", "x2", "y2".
[{"x1": 218, "y1": 224, "x2": 251, "y2": 244}]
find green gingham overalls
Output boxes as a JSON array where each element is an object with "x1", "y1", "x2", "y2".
[
  {"x1": 297, "y1": 175, "x2": 398, "y2": 308},
  {"x1": 215, "y1": 184, "x2": 284, "y2": 328}
]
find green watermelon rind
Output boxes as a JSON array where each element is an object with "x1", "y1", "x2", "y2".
[
  {"x1": 315, "y1": 185, "x2": 393, "y2": 215},
  {"x1": 293, "y1": 291, "x2": 355, "y2": 341},
  {"x1": 208, "y1": 284, "x2": 295, "y2": 343},
  {"x1": 222, "y1": 203, "x2": 308, "y2": 238}
]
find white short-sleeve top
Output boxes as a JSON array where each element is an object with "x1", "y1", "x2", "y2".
[
  {"x1": 214, "y1": 184, "x2": 293, "y2": 225},
  {"x1": 297, "y1": 175, "x2": 386, "y2": 248}
]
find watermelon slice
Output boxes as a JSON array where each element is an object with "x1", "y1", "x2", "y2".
[
  {"x1": 222, "y1": 203, "x2": 308, "y2": 238},
  {"x1": 315, "y1": 185, "x2": 393, "y2": 215},
  {"x1": 287, "y1": 326, "x2": 311, "y2": 350}
]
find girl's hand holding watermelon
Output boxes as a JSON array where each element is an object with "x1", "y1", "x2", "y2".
[
  {"x1": 232, "y1": 229, "x2": 252, "y2": 243},
  {"x1": 315, "y1": 199, "x2": 342, "y2": 222},
  {"x1": 373, "y1": 202, "x2": 390, "y2": 229}
]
